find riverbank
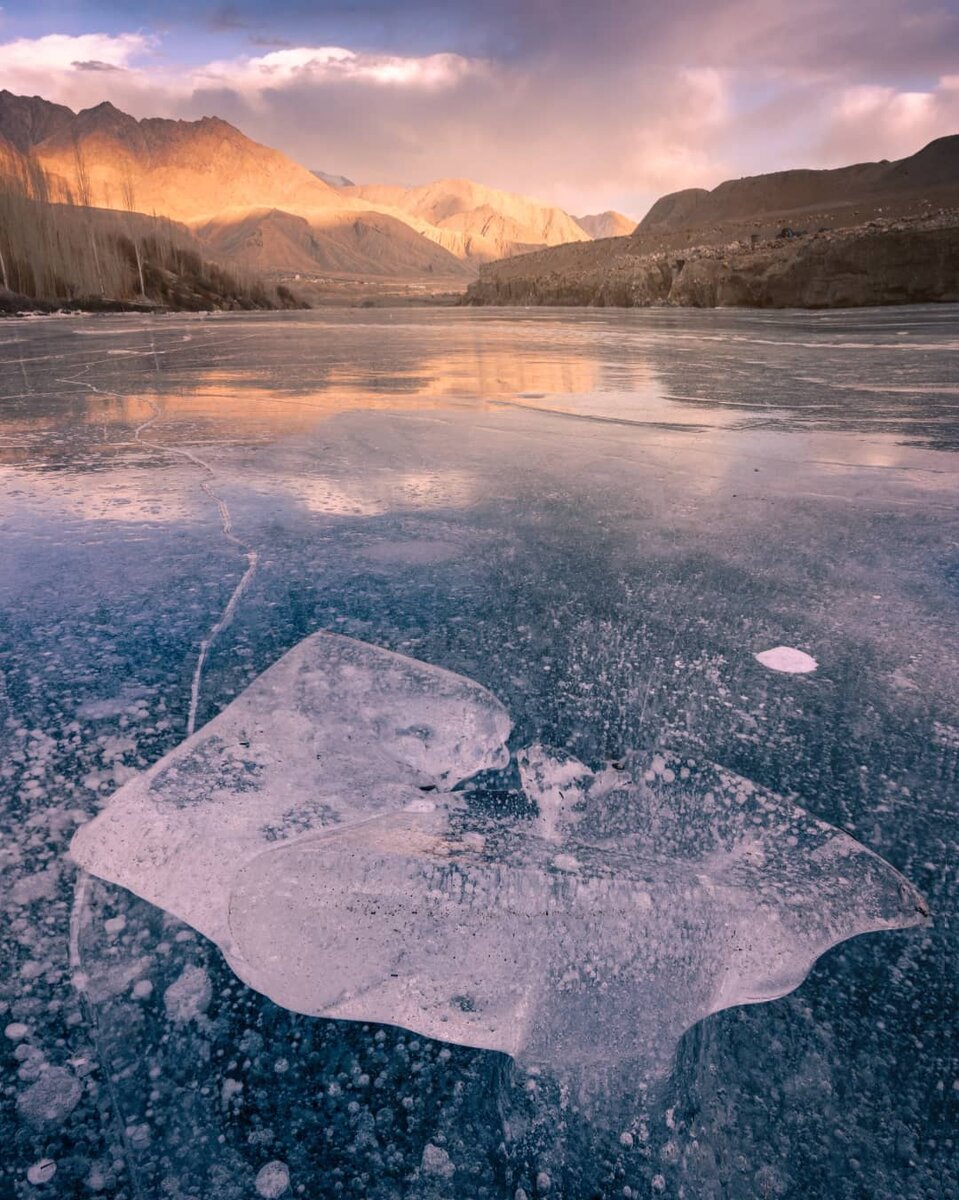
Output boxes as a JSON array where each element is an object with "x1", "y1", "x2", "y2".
[{"x1": 466, "y1": 209, "x2": 959, "y2": 309}]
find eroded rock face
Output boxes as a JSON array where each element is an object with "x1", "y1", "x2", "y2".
[
  {"x1": 669, "y1": 226, "x2": 959, "y2": 309},
  {"x1": 466, "y1": 217, "x2": 959, "y2": 310},
  {"x1": 70, "y1": 636, "x2": 928, "y2": 1085}
]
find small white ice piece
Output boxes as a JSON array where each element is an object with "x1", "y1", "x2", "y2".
[
  {"x1": 255, "y1": 1161, "x2": 290, "y2": 1198},
  {"x1": 26, "y1": 1159, "x2": 57, "y2": 1186},
  {"x1": 755, "y1": 646, "x2": 818, "y2": 674}
]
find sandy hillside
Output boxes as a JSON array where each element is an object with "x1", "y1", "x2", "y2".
[
  {"x1": 574, "y1": 211, "x2": 636, "y2": 238},
  {"x1": 344, "y1": 178, "x2": 590, "y2": 260},
  {"x1": 194, "y1": 207, "x2": 474, "y2": 279}
]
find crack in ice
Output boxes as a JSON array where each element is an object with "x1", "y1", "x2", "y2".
[{"x1": 58, "y1": 351, "x2": 258, "y2": 1194}]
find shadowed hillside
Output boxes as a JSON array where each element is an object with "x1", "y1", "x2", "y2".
[
  {"x1": 468, "y1": 135, "x2": 959, "y2": 310},
  {"x1": 0, "y1": 148, "x2": 304, "y2": 313},
  {"x1": 192, "y1": 206, "x2": 475, "y2": 279},
  {"x1": 635, "y1": 135, "x2": 959, "y2": 247}
]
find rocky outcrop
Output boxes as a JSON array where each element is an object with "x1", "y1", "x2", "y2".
[
  {"x1": 466, "y1": 213, "x2": 959, "y2": 309},
  {"x1": 0, "y1": 90, "x2": 75, "y2": 153},
  {"x1": 668, "y1": 223, "x2": 959, "y2": 308}
]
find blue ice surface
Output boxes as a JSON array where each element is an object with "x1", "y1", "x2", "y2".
[{"x1": 1, "y1": 306, "x2": 956, "y2": 1199}]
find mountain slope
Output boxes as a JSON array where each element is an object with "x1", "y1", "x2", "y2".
[
  {"x1": 574, "y1": 211, "x2": 636, "y2": 238},
  {"x1": 343, "y1": 178, "x2": 590, "y2": 260},
  {"x1": 636, "y1": 135, "x2": 959, "y2": 243},
  {"x1": 0, "y1": 92, "x2": 593, "y2": 284},
  {"x1": 468, "y1": 135, "x2": 959, "y2": 310},
  {"x1": 0, "y1": 93, "x2": 472, "y2": 280},
  {"x1": 29, "y1": 101, "x2": 345, "y2": 222},
  {"x1": 0, "y1": 90, "x2": 75, "y2": 154},
  {"x1": 194, "y1": 207, "x2": 474, "y2": 278}
]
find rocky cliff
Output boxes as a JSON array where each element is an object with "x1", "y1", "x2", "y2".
[
  {"x1": 467, "y1": 134, "x2": 959, "y2": 310},
  {"x1": 466, "y1": 213, "x2": 959, "y2": 309}
]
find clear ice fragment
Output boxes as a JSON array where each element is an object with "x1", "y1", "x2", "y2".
[
  {"x1": 70, "y1": 633, "x2": 511, "y2": 953},
  {"x1": 71, "y1": 639, "x2": 927, "y2": 1080},
  {"x1": 229, "y1": 748, "x2": 927, "y2": 1074},
  {"x1": 755, "y1": 646, "x2": 818, "y2": 673}
]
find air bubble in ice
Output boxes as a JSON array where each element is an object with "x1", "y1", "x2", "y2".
[
  {"x1": 26, "y1": 1159, "x2": 57, "y2": 1186},
  {"x1": 163, "y1": 965, "x2": 212, "y2": 1023},
  {"x1": 255, "y1": 1160, "x2": 290, "y2": 1198},
  {"x1": 421, "y1": 1144, "x2": 455, "y2": 1178},
  {"x1": 17, "y1": 1067, "x2": 82, "y2": 1125}
]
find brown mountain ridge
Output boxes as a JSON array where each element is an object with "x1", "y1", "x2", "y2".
[
  {"x1": 468, "y1": 135, "x2": 959, "y2": 309},
  {"x1": 0, "y1": 92, "x2": 603, "y2": 284}
]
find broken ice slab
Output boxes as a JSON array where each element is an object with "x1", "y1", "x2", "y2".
[
  {"x1": 228, "y1": 749, "x2": 928, "y2": 1075},
  {"x1": 70, "y1": 632, "x2": 511, "y2": 953},
  {"x1": 71, "y1": 638, "x2": 927, "y2": 1079}
]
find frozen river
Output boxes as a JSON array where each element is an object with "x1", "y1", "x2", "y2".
[{"x1": 1, "y1": 307, "x2": 957, "y2": 1198}]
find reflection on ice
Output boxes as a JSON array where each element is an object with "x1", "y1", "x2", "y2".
[
  {"x1": 275, "y1": 469, "x2": 478, "y2": 517},
  {"x1": 0, "y1": 465, "x2": 196, "y2": 524},
  {"x1": 71, "y1": 635, "x2": 928, "y2": 1089}
]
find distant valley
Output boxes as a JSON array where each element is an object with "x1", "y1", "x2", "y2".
[{"x1": 0, "y1": 89, "x2": 639, "y2": 311}]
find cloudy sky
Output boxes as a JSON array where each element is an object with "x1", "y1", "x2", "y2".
[{"x1": 2, "y1": 1, "x2": 959, "y2": 216}]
